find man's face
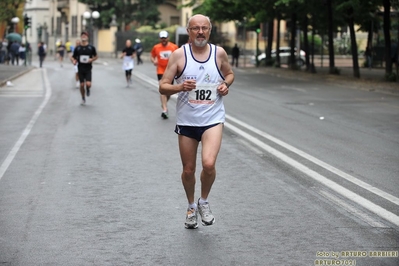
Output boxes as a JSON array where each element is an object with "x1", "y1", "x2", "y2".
[
  {"x1": 188, "y1": 17, "x2": 211, "y2": 48},
  {"x1": 126, "y1": 40, "x2": 131, "y2": 47},
  {"x1": 160, "y1": 37, "x2": 168, "y2": 46},
  {"x1": 81, "y1": 34, "x2": 88, "y2": 42}
]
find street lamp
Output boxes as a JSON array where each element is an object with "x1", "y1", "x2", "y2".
[
  {"x1": 83, "y1": 11, "x2": 100, "y2": 44},
  {"x1": 11, "y1": 17, "x2": 20, "y2": 33}
]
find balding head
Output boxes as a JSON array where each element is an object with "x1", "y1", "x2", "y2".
[{"x1": 187, "y1": 14, "x2": 212, "y2": 30}]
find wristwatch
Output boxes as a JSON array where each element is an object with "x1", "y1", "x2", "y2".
[{"x1": 223, "y1": 81, "x2": 230, "y2": 88}]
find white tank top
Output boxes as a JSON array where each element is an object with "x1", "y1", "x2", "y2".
[{"x1": 174, "y1": 43, "x2": 225, "y2": 126}]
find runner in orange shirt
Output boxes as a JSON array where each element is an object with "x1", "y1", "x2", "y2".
[{"x1": 151, "y1": 30, "x2": 179, "y2": 119}]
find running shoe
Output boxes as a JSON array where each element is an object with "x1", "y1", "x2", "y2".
[
  {"x1": 198, "y1": 199, "x2": 215, "y2": 226},
  {"x1": 81, "y1": 98, "x2": 86, "y2": 105},
  {"x1": 161, "y1": 111, "x2": 168, "y2": 119},
  {"x1": 185, "y1": 208, "x2": 198, "y2": 229},
  {"x1": 86, "y1": 88, "x2": 90, "y2": 97}
]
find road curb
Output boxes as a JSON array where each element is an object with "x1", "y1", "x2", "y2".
[{"x1": 0, "y1": 67, "x2": 36, "y2": 88}]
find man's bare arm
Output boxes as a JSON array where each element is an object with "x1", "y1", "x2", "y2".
[{"x1": 159, "y1": 48, "x2": 188, "y2": 96}]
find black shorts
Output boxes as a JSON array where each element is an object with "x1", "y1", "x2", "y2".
[
  {"x1": 175, "y1": 123, "x2": 221, "y2": 142},
  {"x1": 78, "y1": 70, "x2": 92, "y2": 82}
]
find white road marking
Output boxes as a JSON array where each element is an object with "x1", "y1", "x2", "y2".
[
  {"x1": 225, "y1": 122, "x2": 399, "y2": 227},
  {"x1": 227, "y1": 115, "x2": 399, "y2": 207},
  {"x1": 0, "y1": 69, "x2": 51, "y2": 181},
  {"x1": 319, "y1": 189, "x2": 388, "y2": 228}
]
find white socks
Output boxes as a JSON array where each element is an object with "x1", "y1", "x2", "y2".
[
  {"x1": 198, "y1": 198, "x2": 208, "y2": 205},
  {"x1": 189, "y1": 197, "x2": 208, "y2": 210}
]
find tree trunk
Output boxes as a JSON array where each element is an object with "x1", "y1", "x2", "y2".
[
  {"x1": 383, "y1": 0, "x2": 392, "y2": 75},
  {"x1": 266, "y1": 18, "x2": 274, "y2": 66},
  {"x1": 303, "y1": 14, "x2": 310, "y2": 71},
  {"x1": 290, "y1": 11, "x2": 297, "y2": 70},
  {"x1": 348, "y1": 13, "x2": 360, "y2": 78},
  {"x1": 326, "y1": 0, "x2": 335, "y2": 74},
  {"x1": 276, "y1": 14, "x2": 281, "y2": 67}
]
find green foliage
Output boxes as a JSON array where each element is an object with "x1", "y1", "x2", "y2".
[
  {"x1": 0, "y1": 0, "x2": 25, "y2": 30},
  {"x1": 77, "y1": 0, "x2": 164, "y2": 29}
]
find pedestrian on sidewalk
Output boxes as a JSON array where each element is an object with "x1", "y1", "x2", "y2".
[
  {"x1": 0, "y1": 40, "x2": 7, "y2": 64},
  {"x1": 151, "y1": 30, "x2": 178, "y2": 119},
  {"x1": 19, "y1": 44, "x2": 26, "y2": 65},
  {"x1": 231, "y1": 43, "x2": 240, "y2": 67},
  {"x1": 134, "y1": 38, "x2": 143, "y2": 65},
  {"x1": 10, "y1": 41, "x2": 20, "y2": 65},
  {"x1": 364, "y1": 46, "x2": 372, "y2": 69},
  {"x1": 38, "y1": 42, "x2": 46, "y2": 68},
  {"x1": 159, "y1": 14, "x2": 234, "y2": 229}
]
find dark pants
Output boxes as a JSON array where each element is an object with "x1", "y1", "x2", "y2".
[
  {"x1": 39, "y1": 55, "x2": 45, "y2": 67},
  {"x1": 11, "y1": 53, "x2": 19, "y2": 65},
  {"x1": 232, "y1": 56, "x2": 239, "y2": 67},
  {"x1": 137, "y1": 53, "x2": 143, "y2": 64}
]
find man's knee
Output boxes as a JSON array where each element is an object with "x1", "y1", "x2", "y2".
[
  {"x1": 202, "y1": 160, "x2": 216, "y2": 174},
  {"x1": 182, "y1": 168, "x2": 196, "y2": 179}
]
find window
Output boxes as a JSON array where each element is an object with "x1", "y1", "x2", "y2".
[
  {"x1": 56, "y1": 17, "x2": 61, "y2": 35},
  {"x1": 71, "y1": 16, "x2": 77, "y2": 36},
  {"x1": 170, "y1": 16, "x2": 179, "y2": 26}
]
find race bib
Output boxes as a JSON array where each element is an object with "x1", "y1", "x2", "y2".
[
  {"x1": 80, "y1": 55, "x2": 90, "y2": 63},
  {"x1": 123, "y1": 56, "x2": 134, "y2": 70},
  {"x1": 160, "y1": 50, "x2": 173, "y2": 60},
  {"x1": 188, "y1": 84, "x2": 218, "y2": 105}
]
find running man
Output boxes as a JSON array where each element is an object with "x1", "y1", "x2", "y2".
[
  {"x1": 159, "y1": 14, "x2": 234, "y2": 229},
  {"x1": 71, "y1": 32, "x2": 98, "y2": 105},
  {"x1": 151, "y1": 30, "x2": 178, "y2": 119},
  {"x1": 70, "y1": 39, "x2": 81, "y2": 88},
  {"x1": 120, "y1": 39, "x2": 136, "y2": 87},
  {"x1": 57, "y1": 41, "x2": 66, "y2": 67}
]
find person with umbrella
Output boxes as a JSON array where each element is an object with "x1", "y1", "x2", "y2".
[{"x1": 10, "y1": 41, "x2": 20, "y2": 65}]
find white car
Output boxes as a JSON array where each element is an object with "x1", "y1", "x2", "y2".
[{"x1": 252, "y1": 47, "x2": 306, "y2": 67}]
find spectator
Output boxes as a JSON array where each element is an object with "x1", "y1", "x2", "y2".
[
  {"x1": 134, "y1": 38, "x2": 143, "y2": 65},
  {"x1": 364, "y1": 46, "x2": 372, "y2": 69},
  {"x1": 19, "y1": 44, "x2": 26, "y2": 64},
  {"x1": 231, "y1": 43, "x2": 240, "y2": 67},
  {"x1": 10, "y1": 41, "x2": 20, "y2": 65},
  {"x1": 0, "y1": 40, "x2": 7, "y2": 64}
]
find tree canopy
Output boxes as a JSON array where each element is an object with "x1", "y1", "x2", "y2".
[
  {"x1": 77, "y1": 0, "x2": 165, "y2": 29},
  {"x1": 190, "y1": 0, "x2": 398, "y2": 78}
]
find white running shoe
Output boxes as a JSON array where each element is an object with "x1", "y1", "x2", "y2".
[
  {"x1": 198, "y1": 199, "x2": 215, "y2": 226},
  {"x1": 184, "y1": 208, "x2": 198, "y2": 229}
]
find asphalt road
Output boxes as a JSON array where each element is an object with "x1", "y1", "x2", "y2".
[{"x1": 0, "y1": 56, "x2": 398, "y2": 266}]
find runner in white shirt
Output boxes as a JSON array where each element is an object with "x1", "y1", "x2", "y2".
[
  {"x1": 159, "y1": 14, "x2": 234, "y2": 229},
  {"x1": 70, "y1": 39, "x2": 81, "y2": 88},
  {"x1": 120, "y1": 39, "x2": 136, "y2": 87}
]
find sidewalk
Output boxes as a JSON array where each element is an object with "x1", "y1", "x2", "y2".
[
  {"x1": 1, "y1": 54, "x2": 397, "y2": 94},
  {"x1": 0, "y1": 64, "x2": 35, "y2": 87}
]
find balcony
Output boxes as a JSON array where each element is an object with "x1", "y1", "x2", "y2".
[{"x1": 57, "y1": 0, "x2": 69, "y2": 12}]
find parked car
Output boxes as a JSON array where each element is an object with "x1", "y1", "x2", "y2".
[{"x1": 251, "y1": 47, "x2": 306, "y2": 67}]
